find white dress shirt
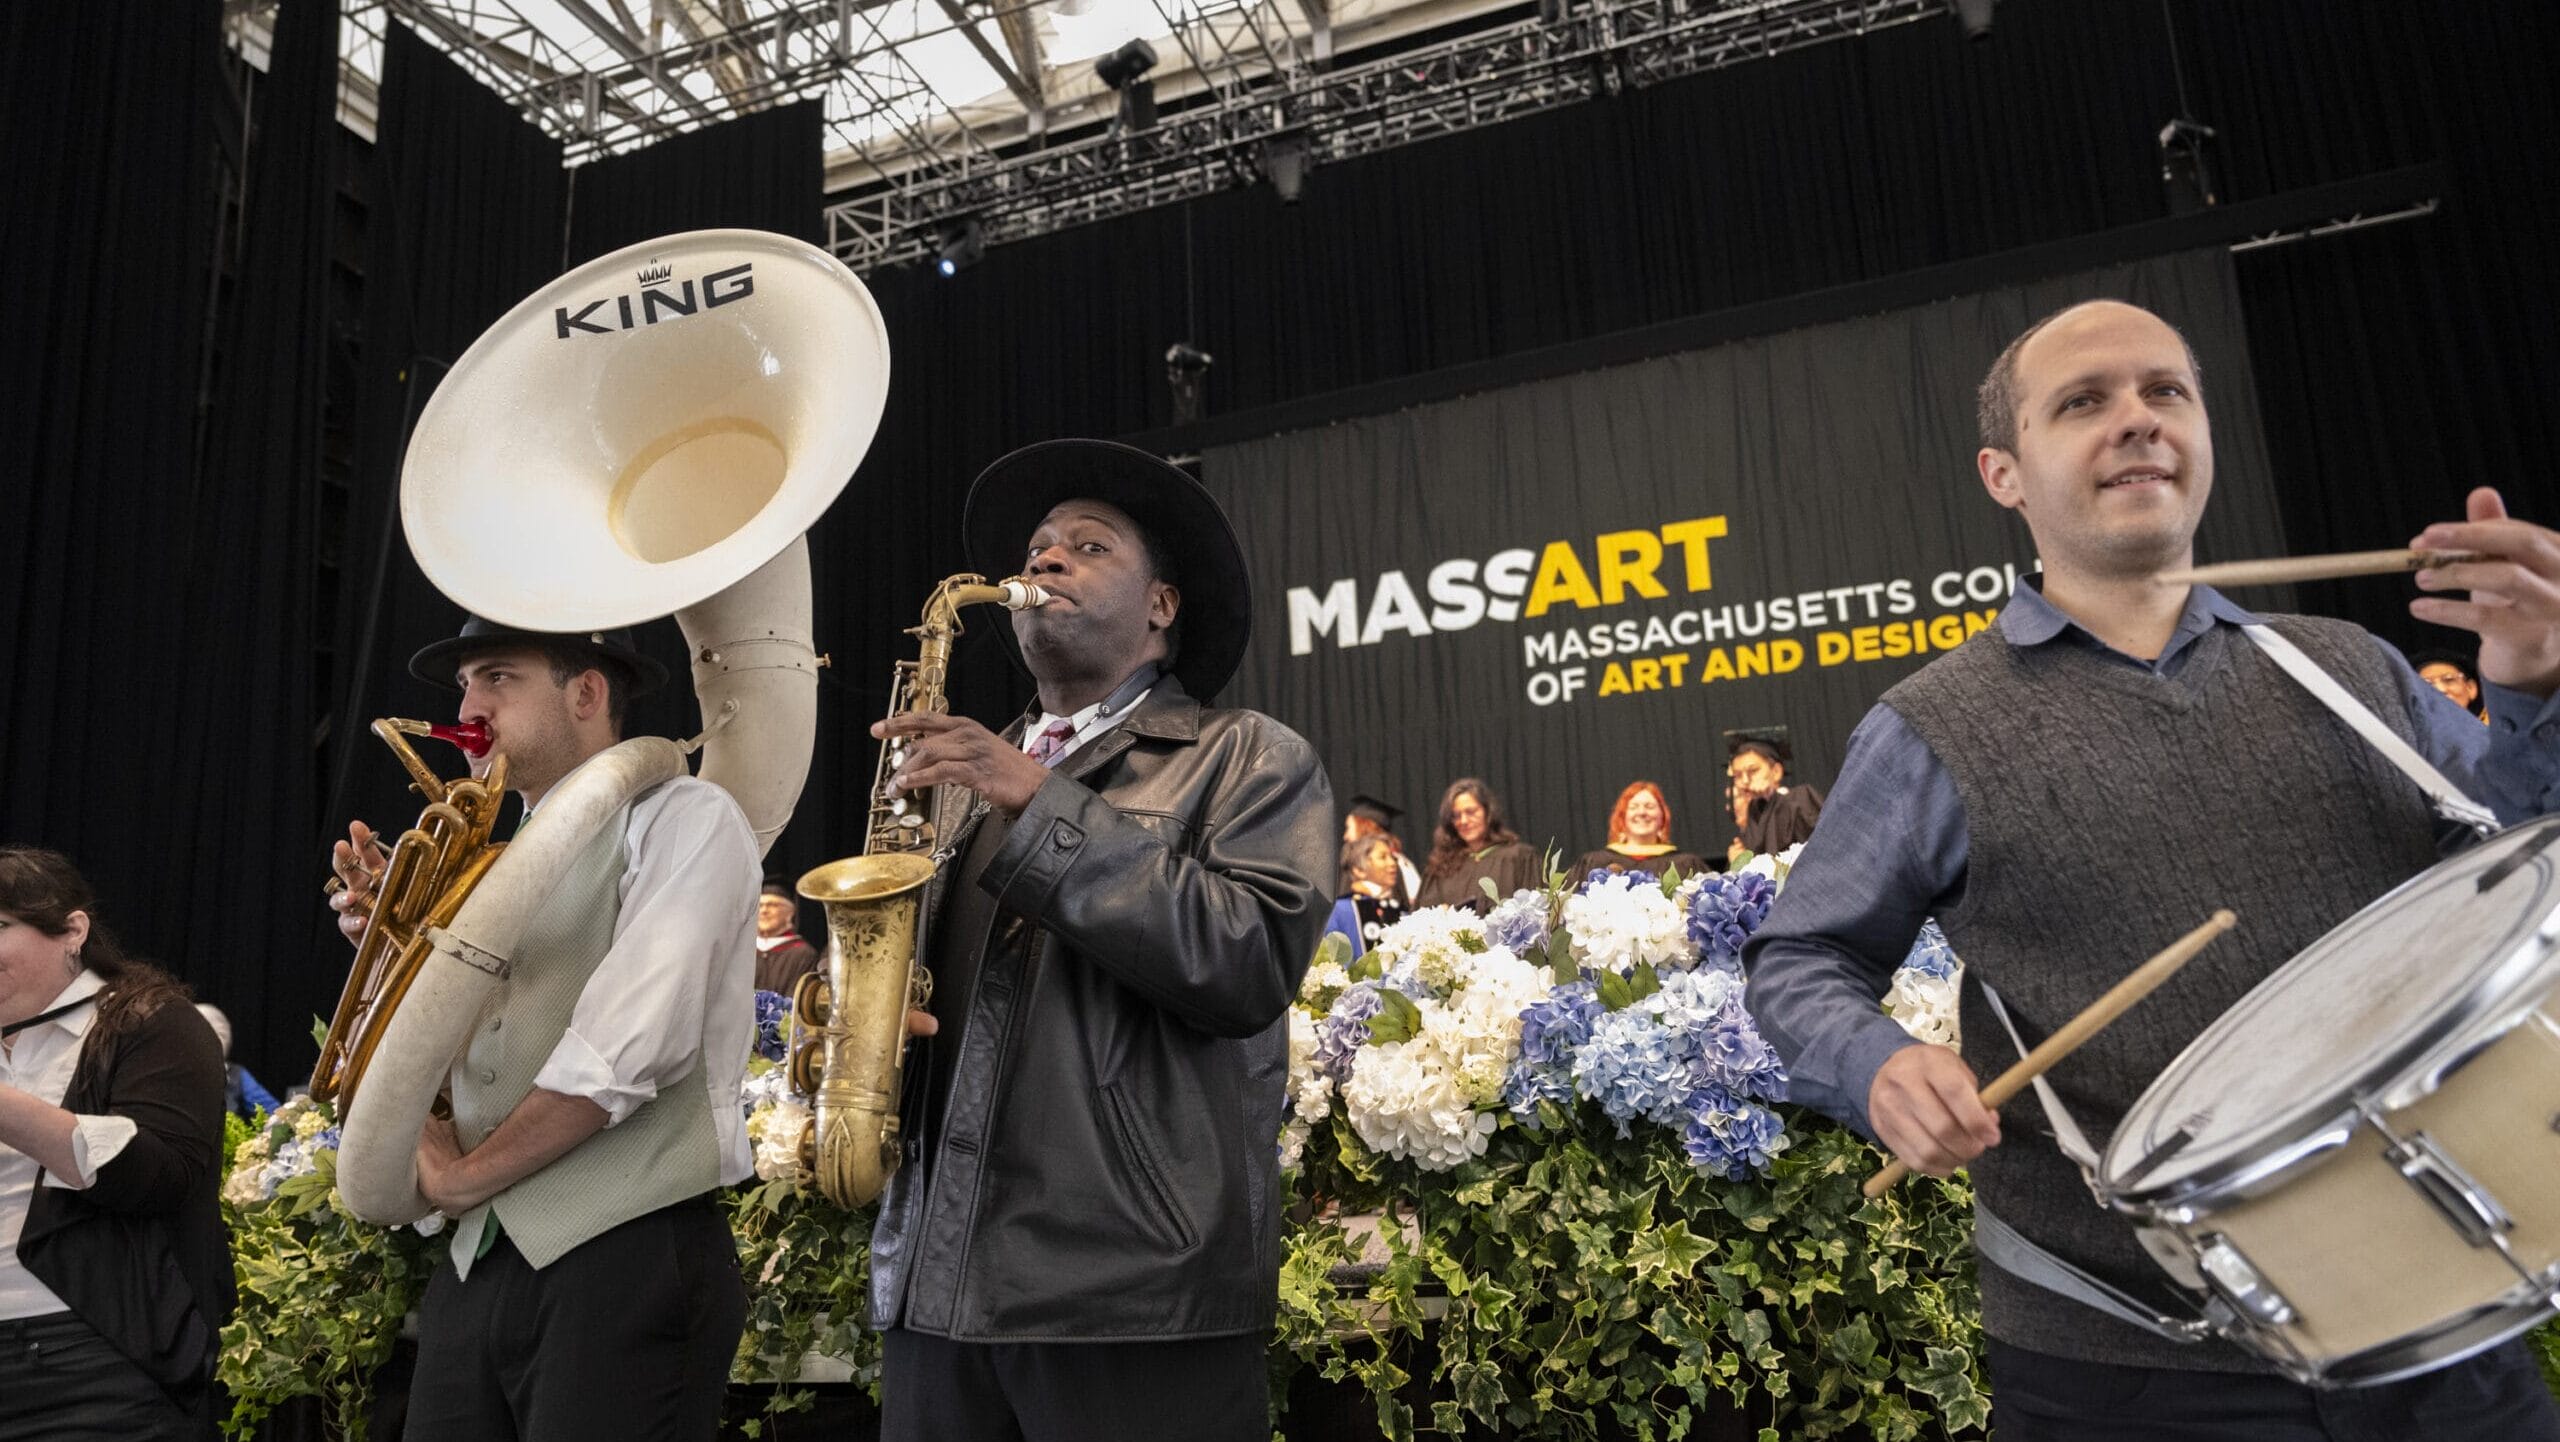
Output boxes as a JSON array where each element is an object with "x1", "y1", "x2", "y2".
[
  {"x1": 510, "y1": 770, "x2": 761, "y2": 1186},
  {"x1": 1022, "y1": 685, "x2": 1152, "y2": 767},
  {"x1": 0, "y1": 969, "x2": 139, "y2": 1319}
]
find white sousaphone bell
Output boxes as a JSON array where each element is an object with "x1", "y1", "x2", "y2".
[{"x1": 334, "y1": 230, "x2": 889, "y2": 1224}]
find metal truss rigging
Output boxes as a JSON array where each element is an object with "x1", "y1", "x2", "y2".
[{"x1": 823, "y1": 0, "x2": 1940, "y2": 270}]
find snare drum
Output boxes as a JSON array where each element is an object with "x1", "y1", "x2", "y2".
[{"x1": 2098, "y1": 812, "x2": 2560, "y2": 1387}]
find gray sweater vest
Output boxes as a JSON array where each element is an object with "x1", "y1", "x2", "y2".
[
  {"x1": 1882, "y1": 614, "x2": 2440, "y2": 1371},
  {"x1": 447, "y1": 784, "x2": 723, "y2": 1275}
]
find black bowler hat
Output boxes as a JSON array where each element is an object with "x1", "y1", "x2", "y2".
[
  {"x1": 961, "y1": 439, "x2": 1251, "y2": 701},
  {"x1": 408, "y1": 615, "x2": 671, "y2": 697}
]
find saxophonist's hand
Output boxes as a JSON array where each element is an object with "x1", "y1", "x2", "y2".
[{"x1": 875, "y1": 713, "x2": 1051, "y2": 815}]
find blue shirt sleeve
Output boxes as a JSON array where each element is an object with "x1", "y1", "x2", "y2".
[
  {"x1": 1742, "y1": 702, "x2": 1970, "y2": 1139},
  {"x1": 2368, "y1": 636, "x2": 2560, "y2": 824}
]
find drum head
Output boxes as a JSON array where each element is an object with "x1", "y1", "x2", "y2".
[{"x1": 2103, "y1": 814, "x2": 2560, "y2": 1200}]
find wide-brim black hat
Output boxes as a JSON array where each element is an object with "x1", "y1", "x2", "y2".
[
  {"x1": 962, "y1": 439, "x2": 1251, "y2": 701},
  {"x1": 408, "y1": 615, "x2": 671, "y2": 697}
]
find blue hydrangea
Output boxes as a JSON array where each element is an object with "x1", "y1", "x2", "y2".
[
  {"x1": 1682, "y1": 1086, "x2": 1788, "y2": 1181},
  {"x1": 1686, "y1": 872, "x2": 1775, "y2": 971},
  {"x1": 1581, "y1": 866, "x2": 1658, "y2": 894},
  {"x1": 1484, "y1": 891, "x2": 1551, "y2": 957},
  {"x1": 1693, "y1": 995, "x2": 1788, "y2": 1104},
  {"x1": 752, "y1": 988, "x2": 794, "y2": 1064},
  {"x1": 1502, "y1": 979, "x2": 1600, "y2": 1120},
  {"x1": 1313, "y1": 983, "x2": 1384, "y2": 1084},
  {"x1": 1902, "y1": 920, "x2": 1959, "y2": 981},
  {"x1": 1572, "y1": 1006, "x2": 1695, "y2": 1135}
]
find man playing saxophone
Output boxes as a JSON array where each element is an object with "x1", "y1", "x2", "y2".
[
  {"x1": 325, "y1": 620, "x2": 758, "y2": 1442},
  {"x1": 865, "y1": 440, "x2": 1333, "y2": 1442}
]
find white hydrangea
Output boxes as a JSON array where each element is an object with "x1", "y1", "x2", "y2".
[
  {"x1": 1885, "y1": 967, "x2": 1963, "y2": 1047},
  {"x1": 1341, "y1": 1025, "x2": 1498, "y2": 1170},
  {"x1": 220, "y1": 1135, "x2": 271, "y2": 1206},
  {"x1": 1286, "y1": 1007, "x2": 1334, "y2": 1126},
  {"x1": 748, "y1": 1095, "x2": 813, "y2": 1182},
  {"x1": 1739, "y1": 843, "x2": 1805, "y2": 887},
  {"x1": 1298, "y1": 956, "x2": 1352, "y2": 1004},
  {"x1": 1561, "y1": 872, "x2": 1691, "y2": 974},
  {"x1": 1371, "y1": 907, "x2": 1488, "y2": 994}
]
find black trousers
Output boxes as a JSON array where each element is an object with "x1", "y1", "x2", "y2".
[
  {"x1": 1986, "y1": 1337, "x2": 2560, "y2": 1442},
  {"x1": 880, "y1": 1328, "x2": 1268, "y2": 1442},
  {"x1": 0, "y1": 1311, "x2": 207, "y2": 1442},
  {"x1": 405, "y1": 1197, "x2": 746, "y2": 1442}
]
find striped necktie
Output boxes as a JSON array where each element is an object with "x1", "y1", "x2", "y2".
[{"x1": 1026, "y1": 718, "x2": 1079, "y2": 768}]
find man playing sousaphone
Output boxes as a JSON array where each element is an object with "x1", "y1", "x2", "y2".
[
  {"x1": 862, "y1": 440, "x2": 1333, "y2": 1441},
  {"x1": 327, "y1": 619, "x2": 758, "y2": 1442},
  {"x1": 1745, "y1": 300, "x2": 2560, "y2": 1440}
]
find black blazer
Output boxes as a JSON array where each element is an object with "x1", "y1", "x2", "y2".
[{"x1": 17, "y1": 993, "x2": 233, "y2": 1404}]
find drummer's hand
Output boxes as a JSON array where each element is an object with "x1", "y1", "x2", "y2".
[
  {"x1": 1868, "y1": 1043, "x2": 2000, "y2": 1178},
  {"x1": 328, "y1": 821, "x2": 388, "y2": 949},
  {"x1": 2411, "y1": 488, "x2": 2560, "y2": 700}
]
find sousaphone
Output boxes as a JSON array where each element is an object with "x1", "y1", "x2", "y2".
[{"x1": 331, "y1": 230, "x2": 889, "y2": 1225}]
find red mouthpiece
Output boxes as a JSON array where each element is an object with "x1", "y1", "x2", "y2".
[{"x1": 428, "y1": 722, "x2": 492, "y2": 758}]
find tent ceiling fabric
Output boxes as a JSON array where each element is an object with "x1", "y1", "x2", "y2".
[{"x1": 221, "y1": 0, "x2": 1939, "y2": 268}]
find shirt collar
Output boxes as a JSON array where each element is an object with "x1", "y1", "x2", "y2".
[
  {"x1": 1997, "y1": 573, "x2": 2259, "y2": 658},
  {"x1": 19, "y1": 969, "x2": 106, "y2": 1043}
]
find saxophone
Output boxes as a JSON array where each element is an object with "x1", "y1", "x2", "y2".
[{"x1": 789, "y1": 572, "x2": 1049, "y2": 1207}]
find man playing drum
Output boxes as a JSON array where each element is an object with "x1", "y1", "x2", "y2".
[{"x1": 1745, "y1": 299, "x2": 2560, "y2": 1440}]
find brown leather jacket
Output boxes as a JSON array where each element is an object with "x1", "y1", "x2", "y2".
[{"x1": 868, "y1": 676, "x2": 1333, "y2": 1340}]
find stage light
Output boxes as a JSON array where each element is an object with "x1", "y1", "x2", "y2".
[
  {"x1": 1097, "y1": 39, "x2": 1160, "y2": 134},
  {"x1": 1949, "y1": 0, "x2": 1994, "y2": 40},
  {"x1": 1165, "y1": 342, "x2": 1213, "y2": 424},
  {"x1": 2158, "y1": 117, "x2": 2218, "y2": 214},
  {"x1": 1095, "y1": 38, "x2": 1157, "y2": 90},
  {"x1": 934, "y1": 215, "x2": 985, "y2": 276},
  {"x1": 1260, "y1": 133, "x2": 1311, "y2": 204}
]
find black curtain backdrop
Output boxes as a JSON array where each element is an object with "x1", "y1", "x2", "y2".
[
  {"x1": 0, "y1": 1, "x2": 219, "y2": 975},
  {"x1": 1198, "y1": 250, "x2": 2285, "y2": 857},
  {"x1": 183, "y1": 0, "x2": 338, "y2": 1083}
]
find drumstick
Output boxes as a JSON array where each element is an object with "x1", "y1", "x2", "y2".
[
  {"x1": 2154, "y1": 549, "x2": 2484, "y2": 588},
  {"x1": 1862, "y1": 909, "x2": 2237, "y2": 1199}
]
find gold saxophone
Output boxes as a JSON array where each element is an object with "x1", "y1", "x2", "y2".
[{"x1": 788, "y1": 572, "x2": 1049, "y2": 1207}]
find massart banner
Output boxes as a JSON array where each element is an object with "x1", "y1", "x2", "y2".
[{"x1": 1201, "y1": 249, "x2": 2290, "y2": 863}]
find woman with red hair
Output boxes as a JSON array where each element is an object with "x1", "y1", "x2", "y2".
[{"x1": 1568, "y1": 781, "x2": 1711, "y2": 887}]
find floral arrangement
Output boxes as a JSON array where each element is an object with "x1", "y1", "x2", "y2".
[
  {"x1": 217, "y1": 1097, "x2": 437, "y2": 1441},
  {"x1": 1292, "y1": 864, "x2": 1794, "y2": 1183},
  {"x1": 1279, "y1": 854, "x2": 1996, "y2": 1439}
]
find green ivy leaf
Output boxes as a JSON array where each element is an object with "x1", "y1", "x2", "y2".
[
  {"x1": 1479, "y1": 875, "x2": 1502, "y2": 904},
  {"x1": 1627, "y1": 1221, "x2": 1712, "y2": 1282},
  {"x1": 1597, "y1": 970, "x2": 1634, "y2": 1011}
]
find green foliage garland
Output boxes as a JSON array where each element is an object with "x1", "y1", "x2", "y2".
[{"x1": 1279, "y1": 1106, "x2": 1987, "y2": 1441}]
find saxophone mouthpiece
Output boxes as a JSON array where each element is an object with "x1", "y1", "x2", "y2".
[
  {"x1": 427, "y1": 722, "x2": 493, "y2": 758},
  {"x1": 1001, "y1": 579, "x2": 1052, "y2": 610}
]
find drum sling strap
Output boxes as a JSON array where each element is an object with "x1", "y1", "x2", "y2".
[{"x1": 1974, "y1": 625, "x2": 2500, "y2": 1343}]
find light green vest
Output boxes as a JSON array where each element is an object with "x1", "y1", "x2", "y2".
[{"x1": 446, "y1": 785, "x2": 723, "y2": 1276}]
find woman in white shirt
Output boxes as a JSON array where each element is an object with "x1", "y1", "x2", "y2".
[{"x1": 0, "y1": 846, "x2": 229, "y2": 1441}]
